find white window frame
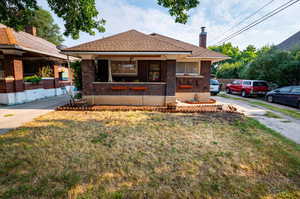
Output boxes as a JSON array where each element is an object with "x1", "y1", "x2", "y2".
[{"x1": 176, "y1": 62, "x2": 200, "y2": 76}]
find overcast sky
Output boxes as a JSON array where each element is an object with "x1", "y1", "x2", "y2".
[{"x1": 38, "y1": 0, "x2": 300, "y2": 50}]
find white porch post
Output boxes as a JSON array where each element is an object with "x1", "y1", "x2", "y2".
[{"x1": 108, "y1": 60, "x2": 112, "y2": 82}]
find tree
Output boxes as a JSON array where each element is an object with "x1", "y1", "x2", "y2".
[
  {"x1": 0, "y1": 0, "x2": 200, "y2": 39},
  {"x1": 241, "y1": 47, "x2": 300, "y2": 86},
  {"x1": 27, "y1": 8, "x2": 64, "y2": 45}
]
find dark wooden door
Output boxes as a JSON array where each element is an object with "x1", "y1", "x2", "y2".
[{"x1": 96, "y1": 60, "x2": 109, "y2": 82}]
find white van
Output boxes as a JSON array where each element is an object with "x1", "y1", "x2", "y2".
[{"x1": 210, "y1": 79, "x2": 221, "y2": 95}]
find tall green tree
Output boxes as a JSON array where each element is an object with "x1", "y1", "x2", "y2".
[
  {"x1": 27, "y1": 8, "x2": 64, "y2": 45},
  {"x1": 241, "y1": 47, "x2": 300, "y2": 86},
  {"x1": 0, "y1": 0, "x2": 200, "y2": 39}
]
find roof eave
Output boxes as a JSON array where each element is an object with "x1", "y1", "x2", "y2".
[
  {"x1": 62, "y1": 51, "x2": 192, "y2": 55},
  {"x1": 0, "y1": 44, "x2": 68, "y2": 60}
]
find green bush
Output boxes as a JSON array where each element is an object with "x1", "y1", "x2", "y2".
[
  {"x1": 71, "y1": 61, "x2": 82, "y2": 90},
  {"x1": 241, "y1": 47, "x2": 300, "y2": 86},
  {"x1": 216, "y1": 61, "x2": 244, "y2": 78},
  {"x1": 24, "y1": 75, "x2": 42, "y2": 83}
]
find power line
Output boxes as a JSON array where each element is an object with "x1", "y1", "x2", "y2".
[
  {"x1": 222, "y1": 0, "x2": 275, "y2": 38},
  {"x1": 214, "y1": 0, "x2": 300, "y2": 45}
]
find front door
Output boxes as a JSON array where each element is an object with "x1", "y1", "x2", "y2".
[{"x1": 96, "y1": 60, "x2": 109, "y2": 82}]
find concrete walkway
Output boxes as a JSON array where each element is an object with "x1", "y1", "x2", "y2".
[
  {"x1": 0, "y1": 95, "x2": 69, "y2": 134},
  {"x1": 213, "y1": 95, "x2": 300, "y2": 144}
]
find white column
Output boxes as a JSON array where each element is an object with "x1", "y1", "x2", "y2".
[{"x1": 108, "y1": 60, "x2": 112, "y2": 82}]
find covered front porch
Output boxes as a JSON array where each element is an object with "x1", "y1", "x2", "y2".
[
  {"x1": 0, "y1": 50, "x2": 72, "y2": 105},
  {"x1": 81, "y1": 56, "x2": 177, "y2": 106}
]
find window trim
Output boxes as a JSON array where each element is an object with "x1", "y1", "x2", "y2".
[
  {"x1": 176, "y1": 62, "x2": 200, "y2": 76},
  {"x1": 111, "y1": 60, "x2": 138, "y2": 76}
]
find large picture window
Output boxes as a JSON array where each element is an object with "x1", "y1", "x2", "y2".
[
  {"x1": 111, "y1": 61, "x2": 137, "y2": 76},
  {"x1": 176, "y1": 62, "x2": 199, "y2": 76}
]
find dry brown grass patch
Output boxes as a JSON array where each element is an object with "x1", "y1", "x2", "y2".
[{"x1": 0, "y1": 111, "x2": 299, "y2": 199}]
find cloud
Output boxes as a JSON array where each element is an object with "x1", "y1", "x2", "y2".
[{"x1": 38, "y1": 0, "x2": 300, "y2": 50}]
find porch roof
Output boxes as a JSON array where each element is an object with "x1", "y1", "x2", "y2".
[{"x1": 0, "y1": 24, "x2": 68, "y2": 60}]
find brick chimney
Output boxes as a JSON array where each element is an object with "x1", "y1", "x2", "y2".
[
  {"x1": 199, "y1": 26, "x2": 207, "y2": 48},
  {"x1": 25, "y1": 26, "x2": 37, "y2": 36}
]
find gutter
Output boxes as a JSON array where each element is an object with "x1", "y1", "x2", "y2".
[{"x1": 62, "y1": 51, "x2": 192, "y2": 55}]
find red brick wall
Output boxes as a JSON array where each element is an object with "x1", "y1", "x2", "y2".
[{"x1": 81, "y1": 60, "x2": 95, "y2": 95}]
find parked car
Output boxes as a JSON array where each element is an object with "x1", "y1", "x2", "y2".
[
  {"x1": 266, "y1": 86, "x2": 300, "y2": 108},
  {"x1": 226, "y1": 80, "x2": 269, "y2": 97},
  {"x1": 210, "y1": 79, "x2": 221, "y2": 95}
]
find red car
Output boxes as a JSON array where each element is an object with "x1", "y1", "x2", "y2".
[{"x1": 226, "y1": 80, "x2": 269, "y2": 97}]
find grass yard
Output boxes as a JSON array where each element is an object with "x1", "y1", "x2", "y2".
[{"x1": 0, "y1": 111, "x2": 300, "y2": 199}]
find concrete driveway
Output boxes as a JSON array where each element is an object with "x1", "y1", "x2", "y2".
[
  {"x1": 213, "y1": 95, "x2": 300, "y2": 144},
  {"x1": 0, "y1": 95, "x2": 69, "y2": 134}
]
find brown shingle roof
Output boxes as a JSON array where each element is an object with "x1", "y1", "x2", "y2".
[
  {"x1": 149, "y1": 33, "x2": 229, "y2": 59},
  {"x1": 0, "y1": 23, "x2": 67, "y2": 59},
  {"x1": 65, "y1": 30, "x2": 190, "y2": 52}
]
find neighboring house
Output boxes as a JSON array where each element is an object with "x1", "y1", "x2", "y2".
[
  {"x1": 62, "y1": 27, "x2": 228, "y2": 106},
  {"x1": 0, "y1": 24, "x2": 74, "y2": 105},
  {"x1": 277, "y1": 30, "x2": 300, "y2": 51}
]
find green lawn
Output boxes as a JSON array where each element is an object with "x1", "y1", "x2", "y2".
[
  {"x1": 218, "y1": 93, "x2": 300, "y2": 119},
  {"x1": 0, "y1": 111, "x2": 299, "y2": 199}
]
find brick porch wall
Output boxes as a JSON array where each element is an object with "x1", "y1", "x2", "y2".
[{"x1": 176, "y1": 60, "x2": 211, "y2": 93}]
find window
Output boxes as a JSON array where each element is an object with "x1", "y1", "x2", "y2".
[
  {"x1": 291, "y1": 87, "x2": 300, "y2": 94},
  {"x1": 253, "y1": 81, "x2": 268, "y2": 86},
  {"x1": 148, "y1": 63, "x2": 161, "y2": 81},
  {"x1": 59, "y1": 71, "x2": 68, "y2": 81},
  {"x1": 232, "y1": 80, "x2": 241, "y2": 85},
  {"x1": 243, "y1": 81, "x2": 251, "y2": 85},
  {"x1": 278, "y1": 86, "x2": 292, "y2": 92},
  {"x1": 210, "y1": 79, "x2": 219, "y2": 85},
  {"x1": 176, "y1": 62, "x2": 199, "y2": 75},
  {"x1": 111, "y1": 61, "x2": 137, "y2": 76}
]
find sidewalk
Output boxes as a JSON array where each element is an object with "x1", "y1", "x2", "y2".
[{"x1": 0, "y1": 95, "x2": 69, "y2": 134}]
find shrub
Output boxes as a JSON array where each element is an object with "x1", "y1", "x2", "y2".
[
  {"x1": 71, "y1": 61, "x2": 82, "y2": 90},
  {"x1": 38, "y1": 66, "x2": 53, "y2": 77},
  {"x1": 24, "y1": 75, "x2": 42, "y2": 83}
]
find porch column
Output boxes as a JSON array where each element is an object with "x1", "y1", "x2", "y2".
[
  {"x1": 3, "y1": 55, "x2": 24, "y2": 92},
  {"x1": 200, "y1": 60, "x2": 212, "y2": 92},
  {"x1": 53, "y1": 64, "x2": 60, "y2": 88},
  {"x1": 165, "y1": 60, "x2": 176, "y2": 104},
  {"x1": 81, "y1": 60, "x2": 95, "y2": 95}
]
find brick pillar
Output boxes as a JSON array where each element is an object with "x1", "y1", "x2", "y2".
[
  {"x1": 53, "y1": 64, "x2": 60, "y2": 88},
  {"x1": 3, "y1": 55, "x2": 24, "y2": 92},
  {"x1": 81, "y1": 60, "x2": 95, "y2": 95},
  {"x1": 200, "y1": 60, "x2": 212, "y2": 92},
  {"x1": 165, "y1": 60, "x2": 176, "y2": 104}
]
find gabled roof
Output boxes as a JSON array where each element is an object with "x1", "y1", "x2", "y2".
[
  {"x1": 149, "y1": 33, "x2": 229, "y2": 60},
  {"x1": 0, "y1": 24, "x2": 67, "y2": 59},
  {"x1": 277, "y1": 30, "x2": 300, "y2": 51},
  {"x1": 64, "y1": 30, "x2": 190, "y2": 52}
]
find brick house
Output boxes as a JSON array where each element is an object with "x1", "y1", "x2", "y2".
[
  {"x1": 62, "y1": 28, "x2": 228, "y2": 105},
  {"x1": 0, "y1": 24, "x2": 74, "y2": 105}
]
